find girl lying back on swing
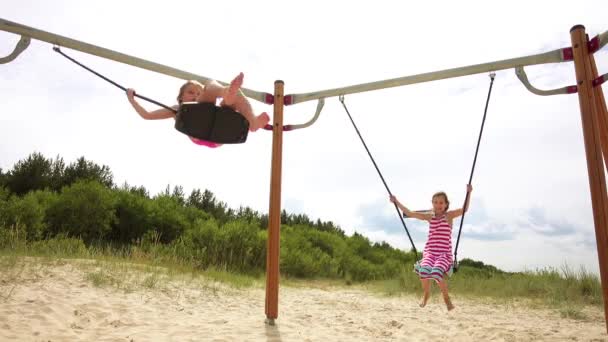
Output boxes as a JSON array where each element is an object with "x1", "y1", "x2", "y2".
[{"x1": 126, "y1": 72, "x2": 270, "y2": 147}]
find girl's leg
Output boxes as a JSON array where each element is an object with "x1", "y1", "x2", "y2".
[
  {"x1": 220, "y1": 73, "x2": 269, "y2": 131},
  {"x1": 231, "y1": 98, "x2": 269, "y2": 132},
  {"x1": 198, "y1": 80, "x2": 224, "y2": 103},
  {"x1": 437, "y1": 279, "x2": 454, "y2": 311},
  {"x1": 221, "y1": 72, "x2": 244, "y2": 106},
  {"x1": 419, "y1": 278, "x2": 431, "y2": 307}
]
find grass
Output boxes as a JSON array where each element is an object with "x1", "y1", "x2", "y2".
[
  {"x1": 0, "y1": 255, "x2": 21, "y2": 301},
  {"x1": 363, "y1": 263, "x2": 602, "y2": 321},
  {"x1": 0, "y1": 228, "x2": 262, "y2": 299},
  {"x1": 560, "y1": 306, "x2": 588, "y2": 320},
  {"x1": 85, "y1": 269, "x2": 121, "y2": 288},
  {"x1": 0, "y1": 230, "x2": 603, "y2": 321},
  {"x1": 74, "y1": 258, "x2": 259, "y2": 295}
]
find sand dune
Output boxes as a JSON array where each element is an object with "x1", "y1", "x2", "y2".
[{"x1": 0, "y1": 260, "x2": 606, "y2": 341}]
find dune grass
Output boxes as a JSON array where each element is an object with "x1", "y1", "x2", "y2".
[
  {"x1": 0, "y1": 229, "x2": 603, "y2": 321},
  {"x1": 0, "y1": 228, "x2": 260, "y2": 292},
  {"x1": 368, "y1": 263, "x2": 602, "y2": 321}
]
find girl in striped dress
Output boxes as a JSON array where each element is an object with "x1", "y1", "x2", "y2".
[{"x1": 390, "y1": 184, "x2": 472, "y2": 311}]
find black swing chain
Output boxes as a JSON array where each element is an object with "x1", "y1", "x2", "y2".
[
  {"x1": 453, "y1": 72, "x2": 496, "y2": 272},
  {"x1": 53, "y1": 46, "x2": 177, "y2": 114},
  {"x1": 339, "y1": 95, "x2": 419, "y2": 259}
]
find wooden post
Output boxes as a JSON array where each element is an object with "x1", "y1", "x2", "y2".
[
  {"x1": 570, "y1": 25, "x2": 608, "y2": 333},
  {"x1": 588, "y1": 51, "x2": 608, "y2": 170},
  {"x1": 265, "y1": 81, "x2": 284, "y2": 324}
]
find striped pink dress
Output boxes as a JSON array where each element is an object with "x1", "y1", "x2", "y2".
[{"x1": 415, "y1": 214, "x2": 453, "y2": 282}]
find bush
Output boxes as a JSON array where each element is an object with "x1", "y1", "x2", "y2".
[
  {"x1": 178, "y1": 219, "x2": 266, "y2": 273},
  {"x1": 1, "y1": 190, "x2": 58, "y2": 240},
  {"x1": 281, "y1": 226, "x2": 333, "y2": 278},
  {"x1": 147, "y1": 195, "x2": 190, "y2": 243},
  {"x1": 46, "y1": 180, "x2": 116, "y2": 243},
  {"x1": 111, "y1": 190, "x2": 154, "y2": 243},
  {"x1": 0, "y1": 187, "x2": 12, "y2": 228},
  {"x1": 340, "y1": 253, "x2": 378, "y2": 282},
  {"x1": 217, "y1": 220, "x2": 266, "y2": 272},
  {"x1": 178, "y1": 218, "x2": 221, "y2": 267}
]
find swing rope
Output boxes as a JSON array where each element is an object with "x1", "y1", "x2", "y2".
[
  {"x1": 339, "y1": 95, "x2": 419, "y2": 258},
  {"x1": 54, "y1": 46, "x2": 178, "y2": 114},
  {"x1": 453, "y1": 72, "x2": 496, "y2": 272},
  {"x1": 53, "y1": 46, "x2": 293, "y2": 135}
]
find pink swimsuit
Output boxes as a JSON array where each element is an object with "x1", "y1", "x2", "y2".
[{"x1": 189, "y1": 137, "x2": 222, "y2": 148}]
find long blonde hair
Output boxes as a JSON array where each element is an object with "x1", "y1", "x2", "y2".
[{"x1": 176, "y1": 80, "x2": 204, "y2": 104}]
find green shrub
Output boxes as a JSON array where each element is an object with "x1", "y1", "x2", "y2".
[
  {"x1": 111, "y1": 190, "x2": 154, "y2": 243},
  {"x1": 2, "y1": 190, "x2": 57, "y2": 240},
  {"x1": 46, "y1": 180, "x2": 116, "y2": 243}
]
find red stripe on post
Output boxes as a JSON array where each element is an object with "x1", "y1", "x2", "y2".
[
  {"x1": 264, "y1": 93, "x2": 274, "y2": 105},
  {"x1": 562, "y1": 47, "x2": 574, "y2": 61},
  {"x1": 567, "y1": 85, "x2": 579, "y2": 94},
  {"x1": 284, "y1": 95, "x2": 293, "y2": 105},
  {"x1": 588, "y1": 35, "x2": 600, "y2": 54},
  {"x1": 262, "y1": 124, "x2": 294, "y2": 132}
]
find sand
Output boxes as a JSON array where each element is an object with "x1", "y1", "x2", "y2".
[{"x1": 0, "y1": 259, "x2": 606, "y2": 341}]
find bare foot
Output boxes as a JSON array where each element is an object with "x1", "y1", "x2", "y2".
[
  {"x1": 444, "y1": 297, "x2": 455, "y2": 311},
  {"x1": 419, "y1": 292, "x2": 429, "y2": 308},
  {"x1": 223, "y1": 72, "x2": 244, "y2": 106},
  {"x1": 250, "y1": 112, "x2": 270, "y2": 132}
]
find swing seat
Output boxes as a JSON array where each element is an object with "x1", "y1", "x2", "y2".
[{"x1": 174, "y1": 102, "x2": 250, "y2": 144}]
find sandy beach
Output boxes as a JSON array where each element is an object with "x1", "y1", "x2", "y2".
[{"x1": 0, "y1": 259, "x2": 606, "y2": 341}]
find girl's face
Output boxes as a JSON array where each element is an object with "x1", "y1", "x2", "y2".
[
  {"x1": 432, "y1": 196, "x2": 447, "y2": 214},
  {"x1": 180, "y1": 83, "x2": 202, "y2": 102}
]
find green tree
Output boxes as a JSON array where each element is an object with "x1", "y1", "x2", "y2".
[
  {"x1": 0, "y1": 168, "x2": 6, "y2": 189},
  {"x1": 171, "y1": 185, "x2": 186, "y2": 206},
  {"x1": 118, "y1": 182, "x2": 149, "y2": 198},
  {"x1": 46, "y1": 180, "x2": 116, "y2": 243},
  {"x1": 5, "y1": 152, "x2": 54, "y2": 195},
  {"x1": 60, "y1": 157, "x2": 114, "y2": 189},
  {"x1": 235, "y1": 206, "x2": 261, "y2": 226},
  {"x1": 49, "y1": 155, "x2": 66, "y2": 191}
]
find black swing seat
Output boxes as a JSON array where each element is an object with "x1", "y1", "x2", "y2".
[{"x1": 174, "y1": 102, "x2": 250, "y2": 144}]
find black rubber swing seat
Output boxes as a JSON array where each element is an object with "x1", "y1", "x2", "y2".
[{"x1": 174, "y1": 102, "x2": 250, "y2": 144}]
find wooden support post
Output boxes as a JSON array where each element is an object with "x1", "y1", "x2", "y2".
[
  {"x1": 570, "y1": 25, "x2": 608, "y2": 333},
  {"x1": 265, "y1": 81, "x2": 285, "y2": 324},
  {"x1": 589, "y1": 50, "x2": 608, "y2": 170}
]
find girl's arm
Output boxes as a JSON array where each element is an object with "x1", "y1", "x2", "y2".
[
  {"x1": 447, "y1": 184, "x2": 473, "y2": 219},
  {"x1": 127, "y1": 89, "x2": 176, "y2": 120},
  {"x1": 390, "y1": 195, "x2": 432, "y2": 221}
]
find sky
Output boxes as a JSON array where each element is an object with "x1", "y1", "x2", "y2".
[{"x1": 1, "y1": 0, "x2": 607, "y2": 274}]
